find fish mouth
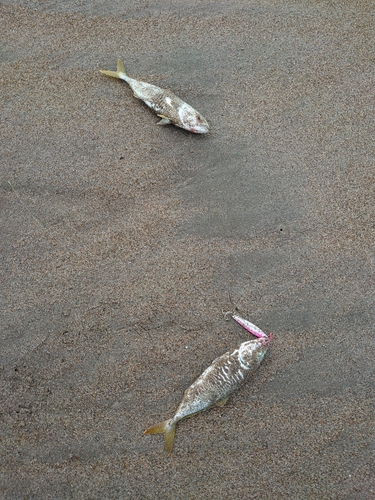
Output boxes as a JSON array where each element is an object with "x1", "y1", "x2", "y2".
[
  {"x1": 259, "y1": 333, "x2": 274, "y2": 346},
  {"x1": 189, "y1": 125, "x2": 209, "y2": 134}
]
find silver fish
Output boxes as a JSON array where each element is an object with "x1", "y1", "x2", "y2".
[
  {"x1": 144, "y1": 332, "x2": 273, "y2": 456},
  {"x1": 100, "y1": 59, "x2": 209, "y2": 134}
]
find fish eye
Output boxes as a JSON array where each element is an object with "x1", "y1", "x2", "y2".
[{"x1": 197, "y1": 116, "x2": 202, "y2": 123}]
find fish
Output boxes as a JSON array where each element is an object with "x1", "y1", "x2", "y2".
[
  {"x1": 144, "y1": 323, "x2": 273, "y2": 456},
  {"x1": 99, "y1": 59, "x2": 209, "y2": 134}
]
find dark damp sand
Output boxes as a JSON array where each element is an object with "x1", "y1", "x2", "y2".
[{"x1": 1, "y1": 1, "x2": 374, "y2": 498}]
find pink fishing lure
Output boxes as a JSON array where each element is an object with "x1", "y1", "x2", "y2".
[{"x1": 232, "y1": 314, "x2": 270, "y2": 339}]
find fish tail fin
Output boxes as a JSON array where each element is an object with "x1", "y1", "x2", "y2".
[
  {"x1": 116, "y1": 58, "x2": 126, "y2": 75},
  {"x1": 99, "y1": 58, "x2": 128, "y2": 81},
  {"x1": 144, "y1": 419, "x2": 176, "y2": 456}
]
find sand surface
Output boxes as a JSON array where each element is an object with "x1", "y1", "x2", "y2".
[{"x1": 1, "y1": 1, "x2": 374, "y2": 498}]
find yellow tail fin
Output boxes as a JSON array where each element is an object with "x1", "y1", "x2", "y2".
[
  {"x1": 144, "y1": 419, "x2": 176, "y2": 456},
  {"x1": 99, "y1": 58, "x2": 127, "y2": 79}
]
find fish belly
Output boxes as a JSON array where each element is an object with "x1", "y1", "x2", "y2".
[{"x1": 128, "y1": 80, "x2": 183, "y2": 122}]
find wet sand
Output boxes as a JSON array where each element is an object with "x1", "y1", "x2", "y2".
[{"x1": 1, "y1": 1, "x2": 374, "y2": 498}]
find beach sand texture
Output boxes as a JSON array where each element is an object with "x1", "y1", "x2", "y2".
[{"x1": 1, "y1": 1, "x2": 374, "y2": 498}]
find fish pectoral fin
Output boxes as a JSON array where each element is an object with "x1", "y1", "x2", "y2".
[
  {"x1": 157, "y1": 116, "x2": 172, "y2": 126},
  {"x1": 216, "y1": 397, "x2": 229, "y2": 407},
  {"x1": 144, "y1": 419, "x2": 176, "y2": 456}
]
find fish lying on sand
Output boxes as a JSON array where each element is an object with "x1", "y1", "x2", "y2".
[
  {"x1": 99, "y1": 59, "x2": 209, "y2": 134},
  {"x1": 144, "y1": 317, "x2": 273, "y2": 456}
]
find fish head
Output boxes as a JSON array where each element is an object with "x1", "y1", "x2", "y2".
[
  {"x1": 239, "y1": 335, "x2": 273, "y2": 367},
  {"x1": 178, "y1": 105, "x2": 209, "y2": 134},
  {"x1": 188, "y1": 113, "x2": 210, "y2": 134}
]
